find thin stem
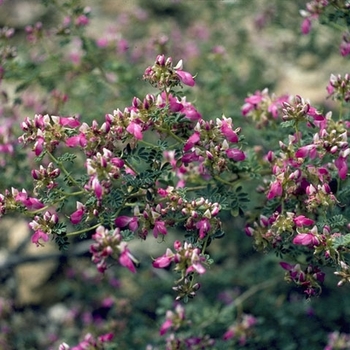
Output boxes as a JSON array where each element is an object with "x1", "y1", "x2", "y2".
[
  {"x1": 47, "y1": 151, "x2": 81, "y2": 189},
  {"x1": 198, "y1": 277, "x2": 279, "y2": 329},
  {"x1": 67, "y1": 223, "x2": 101, "y2": 237},
  {"x1": 55, "y1": 189, "x2": 85, "y2": 197},
  {"x1": 156, "y1": 126, "x2": 185, "y2": 144},
  {"x1": 29, "y1": 205, "x2": 50, "y2": 215},
  {"x1": 201, "y1": 235, "x2": 210, "y2": 254},
  {"x1": 213, "y1": 175, "x2": 238, "y2": 188},
  {"x1": 123, "y1": 159, "x2": 139, "y2": 175},
  {"x1": 230, "y1": 277, "x2": 278, "y2": 309},
  {"x1": 139, "y1": 139, "x2": 162, "y2": 149}
]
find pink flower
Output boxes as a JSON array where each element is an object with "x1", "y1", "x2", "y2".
[
  {"x1": 70, "y1": 202, "x2": 85, "y2": 224},
  {"x1": 126, "y1": 121, "x2": 143, "y2": 140},
  {"x1": 66, "y1": 133, "x2": 87, "y2": 147},
  {"x1": 15, "y1": 191, "x2": 45, "y2": 210},
  {"x1": 326, "y1": 83, "x2": 335, "y2": 95},
  {"x1": 188, "y1": 262, "x2": 206, "y2": 275},
  {"x1": 293, "y1": 215, "x2": 315, "y2": 227},
  {"x1": 59, "y1": 117, "x2": 80, "y2": 128},
  {"x1": 266, "y1": 180, "x2": 282, "y2": 200},
  {"x1": 115, "y1": 216, "x2": 139, "y2": 231},
  {"x1": 295, "y1": 144, "x2": 318, "y2": 159},
  {"x1": 91, "y1": 177, "x2": 103, "y2": 199},
  {"x1": 301, "y1": 18, "x2": 312, "y2": 35},
  {"x1": 75, "y1": 15, "x2": 89, "y2": 27},
  {"x1": 340, "y1": 40, "x2": 350, "y2": 57},
  {"x1": 196, "y1": 218, "x2": 211, "y2": 239},
  {"x1": 34, "y1": 137, "x2": 44, "y2": 156},
  {"x1": 181, "y1": 104, "x2": 202, "y2": 121},
  {"x1": 223, "y1": 329, "x2": 235, "y2": 341},
  {"x1": 160, "y1": 319, "x2": 173, "y2": 336},
  {"x1": 153, "y1": 249, "x2": 174, "y2": 268},
  {"x1": 293, "y1": 233, "x2": 320, "y2": 246},
  {"x1": 31, "y1": 230, "x2": 49, "y2": 246},
  {"x1": 184, "y1": 132, "x2": 200, "y2": 151},
  {"x1": 118, "y1": 242, "x2": 137, "y2": 273},
  {"x1": 176, "y1": 70, "x2": 195, "y2": 87},
  {"x1": 98, "y1": 333, "x2": 114, "y2": 343},
  {"x1": 166, "y1": 94, "x2": 183, "y2": 112},
  {"x1": 279, "y1": 261, "x2": 294, "y2": 271},
  {"x1": 225, "y1": 148, "x2": 246, "y2": 161},
  {"x1": 221, "y1": 121, "x2": 238, "y2": 143},
  {"x1": 335, "y1": 156, "x2": 348, "y2": 180},
  {"x1": 153, "y1": 220, "x2": 167, "y2": 238},
  {"x1": 96, "y1": 37, "x2": 109, "y2": 48}
]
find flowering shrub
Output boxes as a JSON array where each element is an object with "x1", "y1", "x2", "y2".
[{"x1": 1, "y1": 0, "x2": 350, "y2": 349}]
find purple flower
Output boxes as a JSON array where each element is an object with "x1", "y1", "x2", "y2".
[
  {"x1": 91, "y1": 177, "x2": 103, "y2": 199},
  {"x1": 126, "y1": 121, "x2": 143, "y2": 140},
  {"x1": 196, "y1": 218, "x2": 211, "y2": 239},
  {"x1": 118, "y1": 242, "x2": 137, "y2": 273},
  {"x1": 160, "y1": 318, "x2": 173, "y2": 336},
  {"x1": 153, "y1": 248, "x2": 174, "y2": 268},
  {"x1": 301, "y1": 18, "x2": 312, "y2": 35},
  {"x1": 335, "y1": 156, "x2": 348, "y2": 180},
  {"x1": 15, "y1": 190, "x2": 45, "y2": 210},
  {"x1": 59, "y1": 117, "x2": 80, "y2": 128},
  {"x1": 34, "y1": 137, "x2": 44, "y2": 156},
  {"x1": 181, "y1": 104, "x2": 201, "y2": 121},
  {"x1": 31, "y1": 230, "x2": 49, "y2": 246},
  {"x1": 70, "y1": 202, "x2": 85, "y2": 224},
  {"x1": 293, "y1": 215, "x2": 315, "y2": 227},
  {"x1": 221, "y1": 120, "x2": 238, "y2": 143},
  {"x1": 176, "y1": 70, "x2": 195, "y2": 87},
  {"x1": 295, "y1": 144, "x2": 318, "y2": 159},
  {"x1": 266, "y1": 180, "x2": 282, "y2": 200},
  {"x1": 184, "y1": 132, "x2": 200, "y2": 151},
  {"x1": 225, "y1": 148, "x2": 245, "y2": 161},
  {"x1": 293, "y1": 233, "x2": 320, "y2": 246},
  {"x1": 153, "y1": 220, "x2": 167, "y2": 238},
  {"x1": 66, "y1": 133, "x2": 87, "y2": 147},
  {"x1": 115, "y1": 216, "x2": 139, "y2": 231}
]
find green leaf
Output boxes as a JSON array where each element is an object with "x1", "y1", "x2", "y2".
[
  {"x1": 333, "y1": 234, "x2": 350, "y2": 249},
  {"x1": 121, "y1": 229, "x2": 135, "y2": 242}
]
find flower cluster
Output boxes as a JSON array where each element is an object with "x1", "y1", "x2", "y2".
[
  {"x1": 0, "y1": 187, "x2": 45, "y2": 218},
  {"x1": 32, "y1": 162, "x2": 61, "y2": 191},
  {"x1": 19, "y1": 114, "x2": 80, "y2": 156},
  {"x1": 90, "y1": 226, "x2": 138, "y2": 273},
  {"x1": 300, "y1": 0, "x2": 350, "y2": 56},
  {"x1": 244, "y1": 85, "x2": 350, "y2": 294},
  {"x1": 153, "y1": 240, "x2": 206, "y2": 301},
  {"x1": 327, "y1": 73, "x2": 350, "y2": 102},
  {"x1": 159, "y1": 303, "x2": 187, "y2": 336},
  {"x1": 222, "y1": 313, "x2": 257, "y2": 345},
  {"x1": 143, "y1": 54, "x2": 195, "y2": 90},
  {"x1": 58, "y1": 332, "x2": 113, "y2": 350},
  {"x1": 325, "y1": 331, "x2": 350, "y2": 350},
  {"x1": 300, "y1": 0, "x2": 329, "y2": 35},
  {"x1": 182, "y1": 115, "x2": 245, "y2": 172},
  {"x1": 241, "y1": 88, "x2": 290, "y2": 128},
  {"x1": 280, "y1": 262, "x2": 325, "y2": 297},
  {"x1": 164, "y1": 334, "x2": 215, "y2": 350}
]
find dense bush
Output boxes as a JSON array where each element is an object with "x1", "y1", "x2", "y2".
[{"x1": 0, "y1": 1, "x2": 350, "y2": 349}]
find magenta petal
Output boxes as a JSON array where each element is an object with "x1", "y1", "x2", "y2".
[
  {"x1": 119, "y1": 250, "x2": 136, "y2": 273},
  {"x1": 225, "y1": 148, "x2": 246, "y2": 161},
  {"x1": 176, "y1": 70, "x2": 195, "y2": 87},
  {"x1": 115, "y1": 216, "x2": 133, "y2": 228}
]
